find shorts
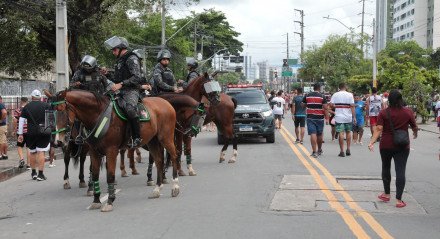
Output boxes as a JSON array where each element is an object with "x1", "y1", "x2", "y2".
[
  {"x1": 307, "y1": 119, "x2": 324, "y2": 135},
  {"x1": 336, "y1": 123, "x2": 353, "y2": 133},
  {"x1": 274, "y1": 114, "x2": 283, "y2": 121},
  {"x1": 352, "y1": 124, "x2": 364, "y2": 133},
  {"x1": 25, "y1": 134, "x2": 51, "y2": 153},
  {"x1": 369, "y1": 116, "x2": 378, "y2": 126},
  {"x1": 16, "y1": 134, "x2": 27, "y2": 147},
  {"x1": 294, "y1": 116, "x2": 306, "y2": 128},
  {"x1": 0, "y1": 125, "x2": 7, "y2": 144}
]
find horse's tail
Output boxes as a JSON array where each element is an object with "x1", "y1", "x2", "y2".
[{"x1": 231, "y1": 98, "x2": 238, "y2": 109}]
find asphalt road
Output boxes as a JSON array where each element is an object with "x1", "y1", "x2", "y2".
[{"x1": 0, "y1": 118, "x2": 439, "y2": 239}]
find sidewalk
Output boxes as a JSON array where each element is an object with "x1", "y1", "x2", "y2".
[
  {"x1": 0, "y1": 140, "x2": 63, "y2": 182},
  {"x1": 417, "y1": 118, "x2": 439, "y2": 134}
]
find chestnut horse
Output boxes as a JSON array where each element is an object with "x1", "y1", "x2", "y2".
[
  {"x1": 182, "y1": 73, "x2": 238, "y2": 163},
  {"x1": 52, "y1": 90, "x2": 179, "y2": 212}
]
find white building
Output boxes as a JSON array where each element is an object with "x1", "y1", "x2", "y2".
[
  {"x1": 376, "y1": 0, "x2": 391, "y2": 52},
  {"x1": 391, "y1": 0, "x2": 437, "y2": 48},
  {"x1": 433, "y1": 0, "x2": 440, "y2": 49}
]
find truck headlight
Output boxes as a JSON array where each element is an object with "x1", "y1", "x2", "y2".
[{"x1": 261, "y1": 110, "x2": 272, "y2": 117}]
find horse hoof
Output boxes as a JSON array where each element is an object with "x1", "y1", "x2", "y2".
[
  {"x1": 79, "y1": 182, "x2": 87, "y2": 188},
  {"x1": 147, "y1": 180, "x2": 155, "y2": 186},
  {"x1": 219, "y1": 159, "x2": 225, "y2": 163},
  {"x1": 171, "y1": 187, "x2": 180, "y2": 197},
  {"x1": 135, "y1": 156, "x2": 142, "y2": 163},
  {"x1": 121, "y1": 171, "x2": 128, "y2": 177},
  {"x1": 63, "y1": 182, "x2": 71, "y2": 189},
  {"x1": 101, "y1": 203, "x2": 113, "y2": 212},
  {"x1": 148, "y1": 191, "x2": 161, "y2": 199},
  {"x1": 162, "y1": 179, "x2": 169, "y2": 184},
  {"x1": 89, "y1": 203, "x2": 102, "y2": 210},
  {"x1": 178, "y1": 169, "x2": 187, "y2": 176},
  {"x1": 228, "y1": 159, "x2": 236, "y2": 164},
  {"x1": 132, "y1": 170, "x2": 139, "y2": 175},
  {"x1": 87, "y1": 191, "x2": 94, "y2": 196},
  {"x1": 188, "y1": 171, "x2": 197, "y2": 176}
]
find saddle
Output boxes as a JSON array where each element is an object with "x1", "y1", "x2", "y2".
[{"x1": 111, "y1": 95, "x2": 150, "y2": 122}]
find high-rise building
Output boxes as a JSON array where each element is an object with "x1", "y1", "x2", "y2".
[
  {"x1": 391, "y1": 0, "x2": 437, "y2": 48},
  {"x1": 257, "y1": 61, "x2": 268, "y2": 81},
  {"x1": 376, "y1": 0, "x2": 393, "y2": 52},
  {"x1": 433, "y1": 0, "x2": 440, "y2": 49}
]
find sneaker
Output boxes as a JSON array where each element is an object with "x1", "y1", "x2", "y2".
[
  {"x1": 1, "y1": 155, "x2": 7, "y2": 160},
  {"x1": 19, "y1": 159, "x2": 25, "y2": 168},
  {"x1": 295, "y1": 139, "x2": 300, "y2": 144},
  {"x1": 31, "y1": 172, "x2": 37, "y2": 180},
  {"x1": 49, "y1": 163, "x2": 56, "y2": 168},
  {"x1": 346, "y1": 149, "x2": 351, "y2": 156},
  {"x1": 300, "y1": 140, "x2": 304, "y2": 145},
  {"x1": 36, "y1": 174, "x2": 47, "y2": 181},
  {"x1": 310, "y1": 152, "x2": 318, "y2": 158},
  {"x1": 338, "y1": 152, "x2": 345, "y2": 157},
  {"x1": 26, "y1": 165, "x2": 31, "y2": 170},
  {"x1": 317, "y1": 149, "x2": 323, "y2": 156},
  {"x1": 359, "y1": 141, "x2": 363, "y2": 146}
]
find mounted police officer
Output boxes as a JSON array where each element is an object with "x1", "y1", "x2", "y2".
[
  {"x1": 179, "y1": 58, "x2": 199, "y2": 89},
  {"x1": 151, "y1": 49, "x2": 181, "y2": 95},
  {"x1": 71, "y1": 55, "x2": 111, "y2": 93},
  {"x1": 133, "y1": 49, "x2": 152, "y2": 96},
  {"x1": 104, "y1": 36, "x2": 143, "y2": 148}
]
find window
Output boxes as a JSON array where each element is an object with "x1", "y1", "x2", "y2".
[
  {"x1": 411, "y1": 9, "x2": 414, "y2": 15},
  {"x1": 411, "y1": 20, "x2": 414, "y2": 26},
  {"x1": 428, "y1": 30, "x2": 431, "y2": 35},
  {"x1": 411, "y1": 32, "x2": 414, "y2": 37}
]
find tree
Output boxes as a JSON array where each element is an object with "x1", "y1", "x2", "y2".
[
  {"x1": 298, "y1": 35, "x2": 369, "y2": 91},
  {"x1": 347, "y1": 75, "x2": 371, "y2": 94},
  {"x1": 216, "y1": 72, "x2": 240, "y2": 86}
]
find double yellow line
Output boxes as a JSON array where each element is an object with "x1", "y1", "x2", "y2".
[{"x1": 279, "y1": 126, "x2": 393, "y2": 239}]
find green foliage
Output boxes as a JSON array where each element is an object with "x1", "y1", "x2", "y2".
[
  {"x1": 347, "y1": 75, "x2": 372, "y2": 95},
  {"x1": 216, "y1": 72, "x2": 240, "y2": 85},
  {"x1": 401, "y1": 73, "x2": 432, "y2": 123},
  {"x1": 298, "y1": 35, "x2": 370, "y2": 91}
]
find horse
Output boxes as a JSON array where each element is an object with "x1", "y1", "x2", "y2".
[
  {"x1": 182, "y1": 73, "x2": 238, "y2": 163},
  {"x1": 52, "y1": 89, "x2": 180, "y2": 212}
]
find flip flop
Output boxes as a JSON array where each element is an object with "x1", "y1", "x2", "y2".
[
  {"x1": 378, "y1": 193, "x2": 390, "y2": 202},
  {"x1": 396, "y1": 201, "x2": 406, "y2": 208}
]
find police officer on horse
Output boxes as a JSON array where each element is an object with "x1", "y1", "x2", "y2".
[
  {"x1": 151, "y1": 49, "x2": 181, "y2": 95},
  {"x1": 104, "y1": 36, "x2": 143, "y2": 148},
  {"x1": 178, "y1": 58, "x2": 199, "y2": 89},
  {"x1": 71, "y1": 55, "x2": 112, "y2": 93}
]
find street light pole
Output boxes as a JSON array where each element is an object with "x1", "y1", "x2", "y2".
[
  {"x1": 55, "y1": 0, "x2": 69, "y2": 91},
  {"x1": 323, "y1": 15, "x2": 354, "y2": 33}
]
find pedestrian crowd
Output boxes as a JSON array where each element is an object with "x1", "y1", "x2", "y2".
[{"x1": 268, "y1": 82, "x2": 440, "y2": 209}]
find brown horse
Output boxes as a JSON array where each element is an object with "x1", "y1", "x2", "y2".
[
  {"x1": 52, "y1": 89, "x2": 179, "y2": 212},
  {"x1": 182, "y1": 73, "x2": 238, "y2": 163}
]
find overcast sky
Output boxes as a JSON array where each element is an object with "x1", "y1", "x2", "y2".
[{"x1": 168, "y1": 0, "x2": 375, "y2": 67}]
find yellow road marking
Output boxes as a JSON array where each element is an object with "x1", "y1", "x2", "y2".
[
  {"x1": 281, "y1": 126, "x2": 393, "y2": 239},
  {"x1": 279, "y1": 129, "x2": 370, "y2": 239}
]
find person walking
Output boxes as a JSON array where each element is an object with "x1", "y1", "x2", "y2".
[
  {"x1": 17, "y1": 90, "x2": 52, "y2": 181},
  {"x1": 330, "y1": 83, "x2": 355, "y2": 157},
  {"x1": 13, "y1": 97, "x2": 30, "y2": 168},
  {"x1": 368, "y1": 90, "x2": 418, "y2": 208},
  {"x1": 302, "y1": 83, "x2": 328, "y2": 158},
  {"x1": 366, "y1": 87, "x2": 384, "y2": 138},
  {"x1": 271, "y1": 91, "x2": 286, "y2": 129},
  {"x1": 435, "y1": 98, "x2": 440, "y2": 137},
  {"x1": 291, "y1": 87, "x2": 306, "y2": 144},
  {"x1": 0, "y1": 95, "x2": 8, "y2": 160},
  {"x1": 353, "y1": 94, "x2": 365, "y2": 145}
]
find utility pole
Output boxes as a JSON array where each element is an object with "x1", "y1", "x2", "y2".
[
  {"x1": 359, "y1": 0, "x2": 366, "y2": 57},
  {"x1": 55, "y1": 0, "x2": 69, "y2": 91},
  {"x1": 294, "y1": 9, "x2": 304, "y2": 61},
  {"x1": 161, "y1": 0, "x2": 166, "y2": 48},
  {"x1": 372, "y1": 18, "x2": 377, "y2": 88},
  {"x1": 193, "y1": 22, "x2": 197, "y2": 58}
]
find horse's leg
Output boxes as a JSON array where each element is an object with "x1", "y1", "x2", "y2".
[
  {"x1": 87, "y1": 161, "x2": 93, "y2": 196},
  {"x1": 219, "y1": 138, "x2": 229, "y2": 163},
  {"x1": 101, "y1": 148, "x2": 119, "y2": 212},
  {"x1": 162, "y1": 151, "x2": 170, "y2": 184},
  {"x1": 88, "y1": 150, "x2": 102, "y2": 210},
  {"x1": 162, "y1": 135, "x2": 179, "y2": 198},
  {"x1": 148, "y1": 137, "x2": 164, "y2": 199},
  {"x1": 119, "y1": 149, "x2": 128, "y2": 177},
  {"x1": 78, "y1": 151, "x2": 87, "y2": 188},
  {"x1": 63, "y1": 144, "x2": 71, "y2": 189},
  {"x1": 135, "y1": 148, "x2": 142, "y2": 163},
  {"x1": 127, "y1": 148, "x2": 139, "y2": 175},
  {"x1": 228, "y1": 135, "x2": 238, "y2": 164},
  {"x1": 183, "y1": 135, "x2": 196, "y2": 176},
  {"x1": 147, "y1": 153, "x2": 155, "y2": 186},
  {"x1": 175, "y1": 132, "x2": 186, "y2": 176}
]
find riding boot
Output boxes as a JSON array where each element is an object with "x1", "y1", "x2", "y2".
[
  {"x1": 75, "y1": 123, "x2": 85, "y2": 145},
  {"x1": 129, "y1": 117, "x2": 142, "y2": 148}
]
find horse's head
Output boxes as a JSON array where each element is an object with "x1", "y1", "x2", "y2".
[{"x1": 48, "y1": 90, "x2": 72, "y2": 146}]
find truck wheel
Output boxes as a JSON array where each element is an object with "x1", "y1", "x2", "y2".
[{"x1": 266, "y1": 133, "x2": 275, "y2": 143}]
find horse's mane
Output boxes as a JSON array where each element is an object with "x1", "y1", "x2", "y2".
[
  {"x1": 69, "y1": 89, "x2": 107, "y2": 106},
  {"x1": 183, "y1": 74, "x2": 206, "y2": 92}
]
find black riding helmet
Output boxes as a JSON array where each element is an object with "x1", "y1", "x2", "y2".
[{"x1": 157, "y1": 49, "x2": 171, "y2": 62}]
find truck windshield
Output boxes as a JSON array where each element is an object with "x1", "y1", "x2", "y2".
[{"x1": 227, "y1": 91, "x2": 268, "y2": 104}]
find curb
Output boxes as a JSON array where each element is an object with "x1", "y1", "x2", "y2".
[{"x1": 0, "y1": 151, "x2": 64, "y2": 183}]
